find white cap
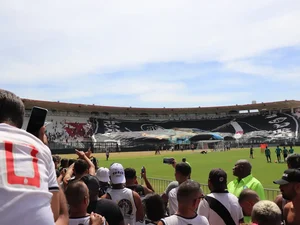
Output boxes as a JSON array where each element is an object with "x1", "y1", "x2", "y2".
[
  {"x1": 96, "y1": 167, "x2": 110, "y2": 183},
  {"x1": 109, "y1": 163, "x2": 126, "y2": 184}
]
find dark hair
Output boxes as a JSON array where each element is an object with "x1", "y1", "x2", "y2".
[
  {"x1": 287, "y1": 154, "x2": 300, "y2": 169},
  {"x1": 65, "y1": 181, "x2": 88, "y2": 206},
  {"x1": 175, "y1": 163, "x2": 191, "y2": 177},
  {"x1": 68, "y1": 159, "x2": 76, "y2": 167},
  {"x1": 52, "y1": 155, "x2": 58, "y2": 163},
  {"x1": 125, "y1": 168, "x2": 136, "y2": 179},
  {"x1": 177, "y1": 180, "x2": 201, "y2": 203},
  {"x1": 74, "y1": 159, "x2": 89, "y2": 175},
  {"x1": 60, "y1": 158, "x2": 69, "y2": 168},
  {"x1": 0, "y1": 89, "x2": 25, "y2": 128},
  {"x1": 144, "y1": 194, "x2": 166, "y2": 221},
  {"x1": 90, "y1": 157, "x2": 98, "y2": 170},
  {"x1": 81, "y1": 175, "x2": 100, "y2": 198}
]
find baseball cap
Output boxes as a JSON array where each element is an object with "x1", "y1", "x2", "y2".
[
  {"x1": 96, "y1": 167, "x2": 110, "y2": 183},
  {"x1": 109, "y1": 163, "x2": 126, "y2": 184},
  {"x1": 273, "y1": 169, "x2": 300, "y2": 185},
  {"x1": 81, "y1": 175, "x2": 100, "y2": 193},
  {"x1": 209, "y1": 168, "x2": 227, "y2": 189}
]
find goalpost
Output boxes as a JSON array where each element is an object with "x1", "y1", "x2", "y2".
[{"x1": 196, "y1": 140, "x2": 225, "y2": 152}]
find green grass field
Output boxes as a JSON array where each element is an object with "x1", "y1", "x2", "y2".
[{"x1": 60, "y1": 147, "x2": 298, "y2": 191}]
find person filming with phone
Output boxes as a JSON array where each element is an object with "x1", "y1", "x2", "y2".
[
  {"x1": 0, "y1": 89, "x2": 68, "y2": 225},
  {"x1": 125, "y1": 167, "x2": 154, "y2": 198},
  {"x1": 164, "y1": 158, "x2": 192, "y2": 215}
]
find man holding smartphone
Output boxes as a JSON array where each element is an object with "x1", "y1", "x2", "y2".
[{"x1": 0, "y1": 89, "x2": 68, "y2": 225}]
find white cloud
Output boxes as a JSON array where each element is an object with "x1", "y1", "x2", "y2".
[
  {"x1": 9, "y1": 74, "x2": 253, "y2": 107},
  {"x1": 1, "y1": 0, "x2": 300, "y2": 84},
  {"x1": 1, "y1": 0, "x2": 300, "y2": 106},
  {"x1": 138, "y1": 91, "x2": 251, "y2": 105},
  {"x1": 225, "y1": 60, "x2": 300, "y2": 80}
]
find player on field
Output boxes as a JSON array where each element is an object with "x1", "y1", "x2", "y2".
[
  {"x1": 265, "y1": 146, "x2": 271, "y2": 163},
  {"x1": 106, "y1": 149, "x2": 110, "y2": 160},
  {"x1": 250, "y1": 145, "x2": 254, "y2": 159},
  {"x1": 275, "y1": 146, "x2": 282, "y2": 162},
  {"x1": 0, "y1": 89, "x2": 68, "y2": 225},
  {"x1": 289, "y1": 146, "x2": 294, "y2": 154}
]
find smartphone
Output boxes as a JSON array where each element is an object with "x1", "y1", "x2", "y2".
[
  {"x1": 163, "y1": 158, "x2": 175, "y2": 164},
  {"x1": 141, "y1": 166, "x2": 145, "y2": 178},
  {"x1": 26, "y1": 106, "x2": 48, "y2": 137}
]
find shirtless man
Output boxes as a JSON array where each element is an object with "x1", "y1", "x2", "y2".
[
  {"x1": 274, "y1": 154, "x2": 300, "y2": 219},
  {"x1": 273, "y1": 169, "x2": 300, "y2": 225}
]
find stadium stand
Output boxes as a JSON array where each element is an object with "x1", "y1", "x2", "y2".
[{"x1": 21, "y1": 99, "x2": 300, "y2": 152}]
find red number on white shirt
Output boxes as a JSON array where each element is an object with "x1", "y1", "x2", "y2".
[{"x1": 5, "y1": 141, "x2": 40, "y2": 188}]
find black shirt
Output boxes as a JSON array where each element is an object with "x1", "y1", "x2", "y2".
[
  {"x1": 99, "y1": 183, "x2": 111, "y2": 197},
  {"x1": 127, "y1": 184, "x2": 145, "y2": 197},
  {"x1": 89, "y1": 199, "x2": 124, "y2": 225}
]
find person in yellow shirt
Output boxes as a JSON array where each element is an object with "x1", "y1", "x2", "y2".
[{"x1": 228, "y1": 159, "x2": 265, "y2": 223}]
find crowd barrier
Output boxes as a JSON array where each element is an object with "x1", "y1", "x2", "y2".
[{"x1": 138, "y1": 177, "x2": 280, "y2": 201}]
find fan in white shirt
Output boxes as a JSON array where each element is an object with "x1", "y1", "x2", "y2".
[
  {"x1": 168, "y1": 162, "x2": 191, "y2": 215},
  {"x1": 0, "y1": 89, "x2": 64, "y2": 225},
  {"x1": 158, "y1": 180, "x2": 209, "y2": 225},
  {"x1": 197, "y1": 168, "x2": 244, "y2": 225}
]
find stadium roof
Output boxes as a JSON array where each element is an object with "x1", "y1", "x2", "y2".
[{"x1": 22, "y1": 99, "x2": 300, "y2": 114}]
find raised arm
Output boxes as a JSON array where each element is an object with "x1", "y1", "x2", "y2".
[
  {"x1": 141, "y1": 167, "x2": 154, "y2": 193},
  {"x1": 63, "y1": 163, "x2": 74, "y2": 187},
  {"x1": 75, "y1": 149, "x2": 96, "y2": 175}
]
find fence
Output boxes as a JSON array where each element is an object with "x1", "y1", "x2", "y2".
[{"x1": 138, "y1": 177, "x2": 280, "y2": 200}]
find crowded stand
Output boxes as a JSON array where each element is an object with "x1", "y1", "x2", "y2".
[
  {"x1": 19, "y1": 98, "x2": 300, "y2": 154},
  {"x1": 3, "y1": 89, "x2": 300, "y2": 225},
  {"x1": 23, "y1": 115, "x2": 93, "y2": 143}
]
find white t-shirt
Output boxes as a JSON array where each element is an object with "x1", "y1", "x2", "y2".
[
  {"x1": 197, "y1": 192, "x2": 243, "y2": 225},
  {"x1": 69, "y1": 215, "x2": 90, "y2": 225},
  {"x1": 0, "y1": 123, "x2": 59, "y2": 225},
  {"x1": 161, "y1": 214, "x2": 209, "y2": 225},
  {"x1": 168, "y1": 187, "x2": 179, "y2": 215},
  {"x1": 107, "y1": 187, "x2": 137, "y2": 225}
]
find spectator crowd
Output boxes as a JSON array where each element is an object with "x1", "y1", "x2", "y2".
[{"x1": 1, "y1": 88, "x2": 300, "y2": 225}]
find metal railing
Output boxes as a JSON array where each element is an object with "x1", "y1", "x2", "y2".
[{"x1": 138, "y1": 177, "x2": 280, "y2": 200}]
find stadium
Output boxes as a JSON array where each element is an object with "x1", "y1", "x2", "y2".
[
  {"x1": 3, "y1": 1, "x2": 300, "y2": 224},
  {"x1": 20, "y1": 98, "x2": 300, "y2": 193},
  {"x1": 22, "y1": 98, "x2": 300, "y2": 154}
]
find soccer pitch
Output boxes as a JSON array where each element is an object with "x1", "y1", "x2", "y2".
[{"x1": 61, "y1": 147, "x2": 298, "y2": 190}]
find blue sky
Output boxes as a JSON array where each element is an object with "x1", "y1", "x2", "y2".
[{"x1": 1, "y1": 0, "x2": 300, "y2": 108}]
